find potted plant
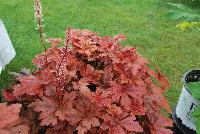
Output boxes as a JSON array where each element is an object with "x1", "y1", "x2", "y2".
[
  {"x1": 173, "y1": 70, "x2": 200, "y2": 134},
  {"x1": 0, "y1": 28, "x2": 173, "y2": 134}
]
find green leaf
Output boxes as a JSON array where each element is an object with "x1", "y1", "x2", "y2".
[
  {"x1": 193, "y1": 107, "x2": 200, "y2": 133},
  {"x1": 176, "y1": 21, "x2": 200, "y2": 31},
  {"x1": 167, "y1": 3, "x2": 194, "y2": 12},
  {"x1": 186, "y1": 82, "x2": 200, "y2": 100},
  {"x1": 193, "y1": 106, "x2": 200, "y2": 117},
  {"x1": 165, "y1": 3, "x2": 200, "y2": 21},
  {"x1": 196, "y1": 119, "x2": 200, "y2": 134},
  {"x1": 176, "y1": 22, "x2": 193, "y2": 31}
]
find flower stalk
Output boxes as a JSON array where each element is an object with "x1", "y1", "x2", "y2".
[
  {"x1": 33, "y1": 0, "x2": 48, "y2": 65},
  {"x1": 34, "y1": 0, "x2": 45, "y2": 44}
]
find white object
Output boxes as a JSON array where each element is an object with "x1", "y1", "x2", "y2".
[
  {"x1": 176, "y1": 85, "x2": 200, "y2": 130},
  {"x1": 0, "y1": 66, "x2": 2, "y2": 73},
  {"x1": 0, "y1": 20, "x2": 16, "y2": 73}
]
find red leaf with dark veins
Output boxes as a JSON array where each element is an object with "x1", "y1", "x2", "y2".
[
  {"x1": 13, "y1": 76, "x2": 43, "y2": 97},
  {"x1": 32, "y1": 97, "x2": 58, "y2": 126},
  {"x1": 119, "y1": 116, "x2": 143, "y2": 132}
]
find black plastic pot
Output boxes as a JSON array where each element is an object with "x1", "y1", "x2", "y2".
[
  {"x1": 172, "y1": 70, "x2": 200, "y2": 134},
  {"x1": 172, "y1": 106, "x2": 196, "y2": 134}
]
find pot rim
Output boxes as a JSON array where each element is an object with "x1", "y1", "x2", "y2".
[{"x1": 182, "y1": 69, "x2": 200, "y2": 100}]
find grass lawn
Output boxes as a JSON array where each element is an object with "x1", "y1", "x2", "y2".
[{"x1": 0, "y1": 0, "x2": 200, "y2": 106}]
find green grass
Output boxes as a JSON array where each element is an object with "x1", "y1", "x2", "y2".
[{"x1": 0, "y1": 0, "x2": 200, "y2": 106}]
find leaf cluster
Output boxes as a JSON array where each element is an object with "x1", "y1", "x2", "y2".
[
  {"x1": 165, "y1": 3, "x2": 200, "y2": 21},
  {"x1": 165, "y1": 3, "x2": 200, "y2": 31},
  {"x1": 1, "y1": 28, "x2": 172, "y2": 134}
]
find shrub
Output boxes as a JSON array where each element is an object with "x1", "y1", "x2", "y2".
[
  {"x1": 1, "y1": 28, "x2": 173, "y2": 134},
  {"x1": 165, "y1": 3, "x2": 200, "y2": 21}
]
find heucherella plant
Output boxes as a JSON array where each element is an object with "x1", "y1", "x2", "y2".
[{"x1": 1, "y1": 28, "x2": 173, "y2": 134}]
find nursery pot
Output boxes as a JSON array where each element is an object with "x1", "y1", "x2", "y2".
[{"x1": 172, "y1": 70, "x2": 200, "y2": 134}]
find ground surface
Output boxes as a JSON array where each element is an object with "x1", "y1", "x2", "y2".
[{"x1": 0, "y1": 0, "x2": 200, "y2": 106}]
